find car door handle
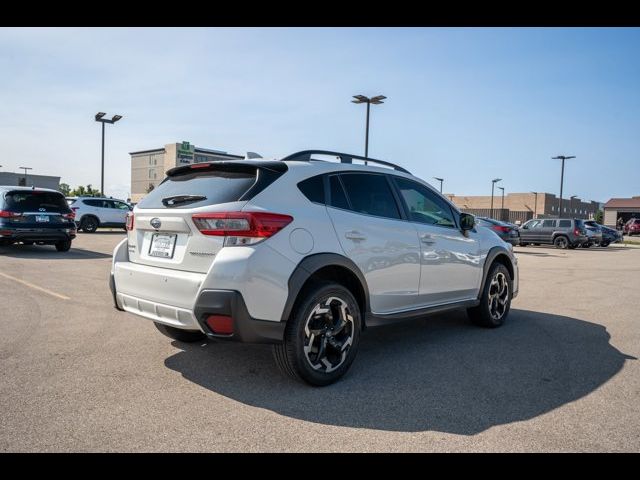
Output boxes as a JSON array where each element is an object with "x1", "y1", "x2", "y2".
[
  {"x1": 345, "y1": 231, "x2": 367, "y2": 241},
  {"x1": 420, "y1": 234, "x2": 436, "y2": 245}
]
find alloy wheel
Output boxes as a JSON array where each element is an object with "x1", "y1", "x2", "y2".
[
  {"x1": 488, "y1": 272, "x2": 509, "y2": 321},
  {"x1": 303, "y1": 296, "x2": 355, "y2": 373}
]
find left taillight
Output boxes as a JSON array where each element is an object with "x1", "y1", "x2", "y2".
[
  {"x1": 126, "y1": 211, "x2": 135, "y2": 231},
  {"x1": 0, "y1": 210, "x2": 22, "y2": 218},
  {"x1": 492, "y1": 225, "x2": 510, "y2": 233},
  {"x1": 62, "y1": 211, "x2": 75, "y2": 220},
  {"x1": 191, "y1": 211, "x2": 293, "y2": 246}
]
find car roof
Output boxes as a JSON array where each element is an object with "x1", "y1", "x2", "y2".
[{"x1": 0, "y1": 185, "x2": 62, "y2": 194}]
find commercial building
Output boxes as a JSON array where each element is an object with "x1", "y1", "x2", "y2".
[
  {"x1": 603, "y1": 197, "x2": 640, "y2": 227},
  {"x1": 0, "y1": 172, "x2": 60, "y2": 190},
  {"x1": 448, "y1": 192, "x2": 599, "y2": 224},
  {"x1": 130, "y1": 141, "x2": 243, "y2": 203}
]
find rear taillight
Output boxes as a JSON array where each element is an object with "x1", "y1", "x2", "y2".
[
  {"x1": 492, "y1": 225, "x2": 510, "y2": 233},
  {"x1": 0, "y1": 210, "x2": 22, "y2": 218},
  {"x1": 126, "y1": 212, "x2": 135, "y2": 231},
  {"x1": 62, "y1": 212, "x2": 75, "y2": 220},
  {"x1": 192, "y1": 211, "x2": 293, "y2": 246}
]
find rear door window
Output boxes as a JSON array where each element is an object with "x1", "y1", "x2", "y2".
[
  {"x1": 298, "y1": 175, "x2": 325, "y2": 204},
  {"x1": 137, "y1": 169, "x2": 257, "y2": 209},
  {"x1": 558, "y1": 220, "x2": 571, "y2": 228},
  {"x1": 4, "y1": 191, "x2": 69, "y2": 213},
  {"x1": 328, "y1": 175, "x2": 350, "y2": 210},
  {"x1": 542, "y1": 220, "x2": 556, "y2": 228},
  {"x1": 339, "y1": 173, "x2": 401, "y2": 220}
]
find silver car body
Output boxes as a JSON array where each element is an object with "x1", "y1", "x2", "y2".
[{"x1": 111, "y1": 158, "x2": 518, "y2": 332}]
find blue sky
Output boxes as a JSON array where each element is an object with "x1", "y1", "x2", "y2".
[{"x1": 0, "y1": 27, "x2": 638, "y2": 202}]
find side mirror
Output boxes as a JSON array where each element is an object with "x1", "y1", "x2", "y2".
[
  {"x1": 460, "y1": 213, "x2": 475, "y2": 232},
  {"x1": 522, "y1": 225, "x2": 528, "y2": 229}
]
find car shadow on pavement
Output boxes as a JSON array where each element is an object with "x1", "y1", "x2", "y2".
[
  {"x1": 0, "y1": 244, "x2": 112, "y2": 259},
  {"x1": 164, "y1": 308, "x2": 633, "y2": 435}
]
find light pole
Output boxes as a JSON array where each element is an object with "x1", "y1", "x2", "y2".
[
  {"x1": 531, "y1": 191, "x2": 538, "y2": 219},
  {"x1": 433, "y1": 177, "x2": 444, "y2": 193},
  {"x1": 490, "y1": 178, "x2": 502, "y2": 219},
  {"x1": 570, "y1": 195, "x2": 578, "y2": 218},
  {"x1": 498, "y1": 186, "x2": 505, "y2": 221},
  {"x1": 95, "y1": 112, "x2": 123, "y2": 196},
  {"x1": 552, "y1": 155, "x2": 575, "y2": 218},
  {"x1": 19, "y1": 166, "x2": 33, "y2": 186},
  {"x1": 351, "y1": 95, "x2": 386, "y2": 161}
]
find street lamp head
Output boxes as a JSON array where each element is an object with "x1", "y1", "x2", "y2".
[
  {"x1": 570, "y1": 195, "x2": 577, "y2": 199},
  {"x1": 498, "y1": 186, "x2": 505, "y2": 192},
  {"x1": 433, "y1": 177, "x2": 443, "y2": 182},
  {"x1": 552, "y1": 155, "x2": 576, "y2": 160},
  {"x1": 351, "y1": 95, "x2": 368, "y2": 104},
  {"x1": 370, "y1": 95, "x2": 386, "y2": 104},
  {"x1": 95, "y1": 112, "x2": 106, "y2": 121},
  {"x1": 111, "y1": 114, "x2": 123, "y2": 122},
  {"x1": 492, "y1": 178, "x2": 502, "y2": 183},
  {"x1": 531, "y1": 191, "x2": 537, "y2": 195}
]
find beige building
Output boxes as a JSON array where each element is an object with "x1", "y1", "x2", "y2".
[
  {"x1": 603, "y1": 196, "x2": 640, "y2": 227},
  {"x1": 130, "y1": 141, "x2": 243, "y2": 203},
  {"x1": 448, "y1": 192, "x2": 599, "y2": 223}
]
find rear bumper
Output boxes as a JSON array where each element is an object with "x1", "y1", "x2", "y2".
[{"x1": 0, "y1": 227, "x2": 75, "y2": 243}]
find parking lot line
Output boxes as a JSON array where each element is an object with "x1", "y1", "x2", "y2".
[{"x1": 0, "y1": 271, "x2": 71, "y2": 301}]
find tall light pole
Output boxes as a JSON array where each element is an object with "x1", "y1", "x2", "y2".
[
  {"x1": 351, "y1": 95, "x2": 386, "y2": 161},
  {"x1": 552, "y1": 155, "x2": 575, "y2": 218},
  {"x1": 490, "y1": 178, "x2": 502, "y2": 219},
  {"x1": 531, "y1": 191, "x2": 538, "y2": 219},
  {"x1": 95, "y1": 112, "x2": 123, "y2": 196},
  {"x1": 19, "y1": 166, "x2": 33, "y2": 186},
  {"x1": 498, "y1": 186, "x2": 505, "y2": 221},
  {"x1": 433, "y1": 177, "x2": 444, "y2": 193}
]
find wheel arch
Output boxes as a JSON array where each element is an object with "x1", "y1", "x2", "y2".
[
  {"x1": 478, "y1": 247, "x2": 515, "y2": 300},
  {"x1": 282, "y1": 253, "x2": 370, "y2": 327}
]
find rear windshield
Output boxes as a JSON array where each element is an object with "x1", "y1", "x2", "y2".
[
  {"x1": 137, "y1": 170, "x2": 257, "y2": 209},
  {"x1": 4, "y1": 191, "x2": 69, "y2": 213}
]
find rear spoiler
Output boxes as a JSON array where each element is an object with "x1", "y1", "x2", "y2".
[{"x1": 166, "y1": 160, "x2": 287, "y2": 178}]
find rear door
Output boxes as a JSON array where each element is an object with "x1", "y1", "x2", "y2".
[
  {"x1": 112, "y1": 201, "x2": 131, "y2": 225},
  {"x1": 128, "y1": 163, "x2": 282, "y2": 274},
  {"x1": 325, "y1": 172, "x2": 421, "y2": 314},
  {"x1": 2, "y1": 190, "x2": 72, "y2": 229},
  {"x1": 540, "y1": 219, "x2": 557, "y2": 243}
]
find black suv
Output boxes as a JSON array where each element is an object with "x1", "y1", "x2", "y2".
[
  {"x1": 0, "y1": 186, "x2": 76, "y2": 251},
  {"x1": 519, "y1": 218, "x2": 587, "y2": 249}
]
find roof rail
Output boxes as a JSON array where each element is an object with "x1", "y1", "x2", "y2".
[{"x1": 280, "y1": 150, "x2": 411, "y2": 174}]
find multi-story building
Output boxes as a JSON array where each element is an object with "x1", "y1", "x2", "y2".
[
  {"x1": 130, "y1": 141, "x2": 243, "y2": 203},
  {"x1": 0, "y1": 172, "x2": 60, "y2": 190},
  {"x1": 448, "y1": 192, "x2": 600, "y2": 223}
]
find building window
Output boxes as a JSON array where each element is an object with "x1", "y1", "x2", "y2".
[
  {"x1": 551, "y1": 205, "x2": 555, "y2": 211},
  {"x1": 149, "y1": 169, "x2": 157, "y2": 180}
]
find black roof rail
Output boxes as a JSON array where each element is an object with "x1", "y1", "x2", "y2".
[{"x1": 280, "y1": 150, "x2": 411, "y2": 175}]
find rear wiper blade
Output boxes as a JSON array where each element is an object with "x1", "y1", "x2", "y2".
[{"x1": 161, "y1": 194, "x2": 207, "y2": 206}]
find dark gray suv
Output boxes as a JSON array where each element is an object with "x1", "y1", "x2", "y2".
[{"x1": 519, "y1": 218, "x2": 587, "y2": 249}]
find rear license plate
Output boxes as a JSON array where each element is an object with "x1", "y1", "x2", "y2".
[
  {"x1": 35, "y1": 215, "x2": 49, "y2": 223},
  {"x1": 149, "y1": 233, "x2": 177, "y2": 258}
]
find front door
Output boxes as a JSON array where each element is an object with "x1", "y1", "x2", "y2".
[
  {"x1": 520, "y1": 219, "x2": 542, "y2": 243},
  {"x1": 325, "y1": 172, "x2": 421, "y2": 314},
  {"x1": 391, "y1": 177, "x2": 481, "y2": 305}
]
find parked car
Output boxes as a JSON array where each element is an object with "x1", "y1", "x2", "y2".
[
  {"x1": 68, "y1": 196, "x2": 132, "y2": 233},
  {"x1": 518, "y1": 218, "x2": 587, "y2": 249},
  {"x1": 475, "y1": 217, "x2": 520, "y2": 246},
  {"x1": 624, "y1": 218, "x2": 640, "y2": 236},
  {"x1": 0, "y1": 186, "x2": 76, "y2": 251},
  {"x1": 583, "y1": 220, "x2": 618, "y2": 247},
  {"x1": 581, "y1": 221, "x2": 603, "y2": 248},
  {"x1": 110, "y1": 150, "x2": 519, "y2": 386}
]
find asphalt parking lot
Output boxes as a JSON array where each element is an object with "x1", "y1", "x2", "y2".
[{"x1": 1, "y1": 233, "x2": 639, "y2": 452}]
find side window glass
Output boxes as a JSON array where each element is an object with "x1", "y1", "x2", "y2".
[
  {"x1": 394, "y1": 177, "x2": 456, "y2": 227},
  {"x1": 339, "y1": 173, "x2": 401, "y2": 220},
  {"x1": 328, "y1": 175, "x2": 349, "y2": 210}
]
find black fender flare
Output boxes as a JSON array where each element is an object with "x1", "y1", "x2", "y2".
[
  {"x1": 478, "y1": 246, "x2": 516, "y2": 300},
  {"x1": 281, "y1": 253, "x2": 370, "y2": 322}
]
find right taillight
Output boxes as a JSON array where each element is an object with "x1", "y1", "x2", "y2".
[
  {"x1": 126, "y1": 212, "x2": 135, "y2": 231},
  {"x1": 0, "y1": 210, "x2": 22, "y2": 218},
  {"x1": 192, "y1": 211, "x2": 293, "y2": 246},
  {"x1": 574, "y1": 228, "x2": 580, "y2": 236}
]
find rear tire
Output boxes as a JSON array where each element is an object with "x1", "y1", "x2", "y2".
[
  {"x1": 153, "y1": 322, "x2": 206, "y2": 343},
  {"x1": 55, "y1": 240, "x2": 72, "y2": 252},
  {"x1": 553, "y1": 235, "x2": 569, "y2": 249},
  {"x1": 273, "y1": 282, "x2": 361, "y2": 386},
  {"x1": 467, "y1": 262, "x2": 512, "y2": 328},
  {"x1": 601, "y1": 241, "x2": 610, "y2": 248},
  {"x1": 81, "y1": 216, "x2": 99, "y2": 233}
]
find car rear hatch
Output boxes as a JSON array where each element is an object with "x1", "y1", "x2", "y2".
[
  {"x1": 126, "y1": 161, "x2": 287, "y2": 274},
  {"x1": 1, "y1": 190, "x2": 75, "y2": 231}
]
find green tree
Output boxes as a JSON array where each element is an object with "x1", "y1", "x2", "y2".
[
  {"x1": 595, "y1": 209, "x2": 603, "y2": 223},
  {"x1": 59, "y1": 183, "x2": 71, "y2": 195}
]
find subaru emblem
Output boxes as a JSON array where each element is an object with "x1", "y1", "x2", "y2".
[{"x1": 150, "y1": 218, "x2": 162, "y2": 229}]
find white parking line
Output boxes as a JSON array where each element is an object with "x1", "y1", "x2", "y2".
[{"x1": 0, "y1": 271, "x2": 70, "y2": 301}]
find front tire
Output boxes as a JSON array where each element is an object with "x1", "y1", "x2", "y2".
[
  {"x1": 467, "y1": 262, "x2": 512, "y2": 328},
  {"x1": 55, "y1": 239, "x2": 72, "y2": 252},
  {"x1": 273, "y1": 282, "x2": 361, "y2": 386},
  {"x1": 153, "y1": 322, "x2": 206, "y2": 343}
]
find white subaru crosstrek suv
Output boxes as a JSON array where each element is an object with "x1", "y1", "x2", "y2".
[{"x1": 110, "y1": 150, "x2": 518, "y2": 385}]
